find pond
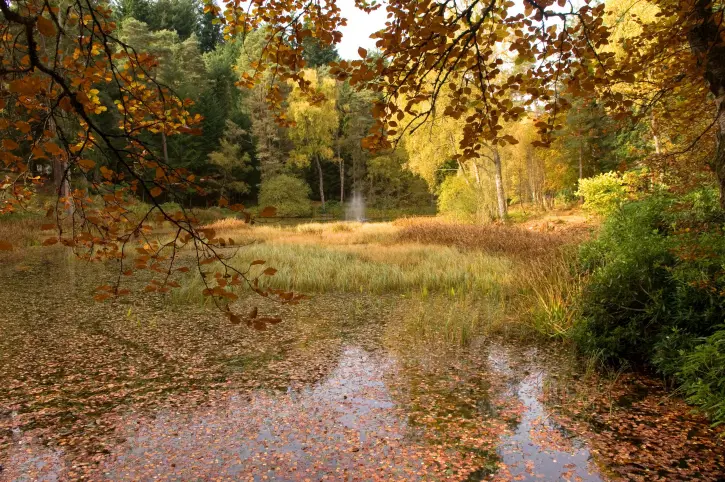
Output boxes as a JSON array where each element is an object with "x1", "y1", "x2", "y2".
[{"x1": 0, "y1": 248, "x2": 662, "y2": 480}]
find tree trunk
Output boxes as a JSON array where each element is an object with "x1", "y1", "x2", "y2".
[
  {"x1": 315, "y1": 156, "x2": 326, "y2": 210},
  {"x1": 492, "y1": 149, "x2": 507, "y2": 220},
  {"x1": 340, "y1": 159, "x2": 344, "y2": 203},
  {"x1": 689, "y1": 0, "x2": 725, "y2": 209},
  {"x1": 161, "y1": 132, "x2": 169, "y2": 164},
  {"x1": 578, "y1": 138, "x2": 584, "y2": 181},
  {"x1": 650, "y1": 110, "x2": 661, "y2": 155}
]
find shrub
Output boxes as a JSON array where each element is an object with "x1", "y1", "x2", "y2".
[
  {"x1": 573, "y1": 192, "x2": 725, "y2": 424},
  {"x1": 576, "y1": 169, "x2": 652, "y2": 216},
  {"x1": 679, "y1": 328, "x2": 725, "y2": 425},
  {"x1": 258, "y1": 174, "x2": 312, "y2": 218},
  {"x1": 576, "y1": 172, "x2": 627, "y2": 215}
]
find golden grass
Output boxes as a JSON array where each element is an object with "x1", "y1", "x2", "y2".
[
  {"x1": 393, "y1": 217, "x2": 580, "y2": 258},
  {"x1": 1, "y1": 209, "x2": 585, "y2": 344}
]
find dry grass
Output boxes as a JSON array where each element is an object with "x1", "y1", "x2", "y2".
[
  {"x1": 0, "y1": 213, "x2": 46, "y2": 248},
  {"x1": 394, "y1": 218, "x2": 586, "y2": 258}
]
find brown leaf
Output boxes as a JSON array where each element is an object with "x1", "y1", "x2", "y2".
[
  {"x1": 0, "y1": 240, "x2": 13, "y2": 251},
  {"x1": 263, "y1": 267, "x2": 277, "y2": 276},
  {"x1": 36, "y1": 16, "x2": 56, "y2": 37},
  {"x1": 259, "y1": 206, "x2": 277, "y2": 217}
]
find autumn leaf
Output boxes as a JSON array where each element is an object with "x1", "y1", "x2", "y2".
[
  {"x1": 251, "y1": 260, "x2": 265, "y2": 266},
  {"x1": 3, "y1": 139, "x2": 19, "y2": 151},
  {"x1": 358, "y1": 47, "x2": 368, "y2": 59},
  {"x1": 263, "y1": 267, "x2": 277, "y2": 276},
  {"x1": 0, "y1": 240, "x2": 13, "y2": 251},
  {"x1": 260, "y1": 206, "x2": 277, "y2": 217},
  {"x1": 150, "y1": 187, "x2": 163, "y2": 197},
  {"x1": 78, "y1": 159, "x2": 96, "y2": 172},
  {"x1": 36, "y1": 16, "x2": 56, "y2": 37}
]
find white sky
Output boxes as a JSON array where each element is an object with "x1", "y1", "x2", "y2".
[{"x1": 335, "y1": 0, "x2": 389, "y2": 59}]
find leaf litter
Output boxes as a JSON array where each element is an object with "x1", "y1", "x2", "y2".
[{"x1": 0, "y1": 249, "x2": 723, "y2": 481}]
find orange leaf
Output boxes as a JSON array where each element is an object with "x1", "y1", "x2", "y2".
[
  {"x1": 15, "y1": 121, "x2": 31, "y2": 134},
  {"x1": 42, "y1": 237, "x2": 58, "y2": 246},
  {"x1": 263, "y1": 267, "x2": 277, "y2": 276},
  {"x1": 0, "y1": 240, "x2": 13, "y2": 251},
  {"x1": 260, "y1": 206, "x2": 277, "y2": 217},
  {"x1": 40, "y1": 223, "x2": 55, "y2": 230},
  {"x1": 3, "y1": 139, "x2": 19, "y2": 151},
  {"x1": 358, "y1": 47, "x2": 368, "y2": 58},
  {"x1": 93, "y1": 293, "x2": 112, "y2": 302},
  {"x1": 36, "y1": 16, "x2": 56, "y2": 37},
  {"x1": 150, "y1": 187, "x2": 162, "y2": 197},
  {"x1": 251, "y1": 260, "x2": 265, "y2": 266},
  {"x1": 78, "y1": 159, "x2": 95, "y2": 171},
  {"x1": 44, "y1": 142, "x2": 62, "y2": 156}
]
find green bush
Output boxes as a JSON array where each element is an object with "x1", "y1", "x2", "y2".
[
  {"x1": 258, "y1": 174, "x2": 312, "y2": 218},
  {"x1": 576, "y1": 169, "x2": 651, "y2": 215},
  {"x1": 679, "y1": 328, "x2": 725, "y2": 425},
  {"x1": 573, "y1": 190, "x2": 725, "y2": 423}
]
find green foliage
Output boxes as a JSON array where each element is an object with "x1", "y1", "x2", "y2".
[
  {"x1": 207, "y1": 121, "x2": 253, "y2": 198},
  {"x1": 366, "y1": 151, "x2": 431, "y2": 209},
  {"x1": 258, "y1": 174, "x2": 312, "y2": 217},
  {"x1": 573, "y1": 190, "x2": 725, "y2": 422},
  {"x1": 679, "y1": 328, "x2": 725, "y2": 425}
]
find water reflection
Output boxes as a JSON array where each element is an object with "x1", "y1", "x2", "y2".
[
  {"x1": 101, "y1": 347, "x2": 429, "y2": 480},
  {"x1": 490, "y1": 346, "x2": 602, "y2": 481}
]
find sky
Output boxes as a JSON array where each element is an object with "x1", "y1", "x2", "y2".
[{"x1": 335, "y1": 0, "x2": 389, "y2": 60}]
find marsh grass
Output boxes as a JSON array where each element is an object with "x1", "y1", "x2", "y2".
[
  {"x1": 509, "y1": 252, "x2": 582, "y2": 339},
  {"x1": 390, "y1": 295, "x2": 502, "y2": 347},
  {"x1": 394, "y1": 217, "x2": 584, "y2": 258},
  {"x1": 171, "y1": 241, "x2": 513, "y2": 305},
  {"x1": 168, "y1": 217, "x2": 586, "y2": 344}
]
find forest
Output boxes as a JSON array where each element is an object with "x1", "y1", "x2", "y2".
[{"x1": 2, "y1": 0, "x2": 725, "y2": 479}]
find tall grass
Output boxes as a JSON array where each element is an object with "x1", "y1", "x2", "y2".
[
  {"x1": 171, "y1": 242, "x2": 513, "y2": 304},
  {"x1": 391, "y1": 295, "x2": 501, "y2": 347},
  {"x1": 513, "y1": 253, "x2": 582, "y2": 339},
  {"x1": 394, "y1": 218, "x2": 577, "y2": 258}
]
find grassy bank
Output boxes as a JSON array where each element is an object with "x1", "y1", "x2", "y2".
[{"x1": 166, "y1": 217, "x2": 590, "y2": 347}]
